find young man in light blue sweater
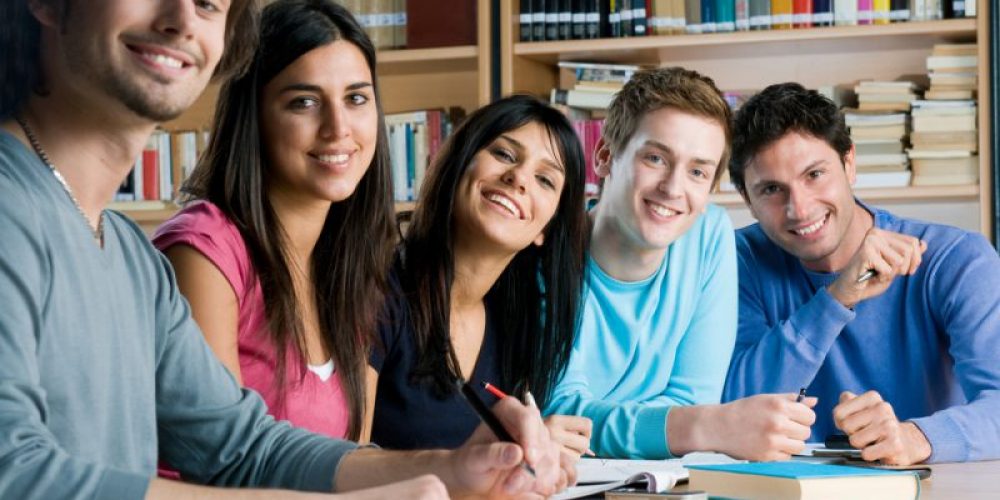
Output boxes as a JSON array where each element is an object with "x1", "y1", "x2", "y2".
[
  {"x1": 0, "y1": 1, "x2": 562, "y2": 498},
  {"x1": 723, "y1": 83, "x2": 1000, "y2": 465},
  {"x1": 545, "y1": 67, "x2": 817, "y2": 460}
]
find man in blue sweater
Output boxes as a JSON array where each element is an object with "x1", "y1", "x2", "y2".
[
  {"x1": 724, "y1": 82, "x2": 1000, "y2": 464},
  {"x1": 545, "y1": 68, "x2": 817, "y2": 460},
  {"x1": 0, "y1": 0, "x2": 561, "y2": 498}
]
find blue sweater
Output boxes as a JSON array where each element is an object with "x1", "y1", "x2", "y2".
[
  {"x1": 545, "y1": 205, "x2": 738, "y2": 458},
  {"x1": 724, "y1": 202, "x2": 1000, "y2": 463}
]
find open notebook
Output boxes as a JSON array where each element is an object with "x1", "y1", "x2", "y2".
[{"x1": 554, "y1": 452, "x2": 742, "y2": 499}]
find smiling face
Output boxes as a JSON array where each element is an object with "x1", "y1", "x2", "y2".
[
  {"x1": 41, "y1": 0, "x2": 229, "y2": 122},
  {"x1": 452, "y1": 121, "x2": 567, "y2": 254},
  {"x1": 259, "y1": 40, "x2": 378, "y2": 206},
  {"x1": 597, "y1": 107, "x2": 726, "y2": 252},
  {"x1": 742, "y1": 131, "x2": 864, "y2": 271}
]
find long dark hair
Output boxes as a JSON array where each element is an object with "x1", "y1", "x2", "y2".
[
  {"x1": 401, "y1": 94, "x2": 587, "y2": 407},
  {"x1": 182, "y1": 0, "x2": 394, "y2": 440},
  {"x1": 0, "y1": 0, "x2": 260, "y2": 120}
]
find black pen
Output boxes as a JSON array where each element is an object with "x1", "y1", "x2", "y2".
[
  {"x1": 457, "y1": 380, "x2": 536, "y2": 476},
  {"x1": 796, "y1": 387, "x2": 807, "y2": 403}
]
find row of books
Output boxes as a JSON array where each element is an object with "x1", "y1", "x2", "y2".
[
  {"x1": 344, "y1": 0, "x2": 477, "y2": 50},
  {"x1": 116, "y1": 129, "x2": 207, "y2": 204},
  {"x1": 386, "y1": 109, "x2": 459, "y2": 202},
  {"x1": 519, "y1": 0, "x2": 977, "y2": 41}
]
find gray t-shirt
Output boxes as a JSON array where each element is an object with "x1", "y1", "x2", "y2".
[{"x1": 0, "y1": 130, "x2": 356, "y2": 498}]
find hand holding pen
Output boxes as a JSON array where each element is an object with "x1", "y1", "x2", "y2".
[
  {"x1": 454, "y1": 380, "x2": 565, "y2": 496},
  {"x1": 827, "y1": 227, "x2": 927, "y2": 309}
]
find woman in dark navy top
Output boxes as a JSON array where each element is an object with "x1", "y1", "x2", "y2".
[{"x1": 369, "y1": 95, "x2": 592, "y2": 463}]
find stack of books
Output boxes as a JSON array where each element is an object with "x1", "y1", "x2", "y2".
[
  {"x1": 115, "y1": 129, "x2": 209, "y2": 206},
  {"x1": 907, "y1": 99, "x2": 978, "y2": 186},
  {"x1": 550, "y1": 61, "x2": 643, "y2": 113},
  {"x1": 844, "y1": 109, "x2": 911, "y2": 188},
  {"x1": 925, "y1": 43, "x2": 978, "y2": 101},
  {"x1": 854, "y1": 80, "x2": 919, "y2": 112}
]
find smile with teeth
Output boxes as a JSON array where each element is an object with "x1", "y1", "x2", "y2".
[
  {"x1": 316, "y1": 153, "x2": 350, "y2": 164},
  {"x1": 647, "y1": 201, "x2": 678, "y2": 218},
  {"x1": 792, "y1": 214, "x2": 828, "y2": 236},
  {"x1": 137, "y1": 50, "x2": 185, "y2": 69},
  {"x1": 486, "y1": 192, "x2": 522, "y2": 219}
]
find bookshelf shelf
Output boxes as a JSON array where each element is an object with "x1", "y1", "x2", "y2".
[
  {"x1": 501, "y1": 0, "x2": 992, "y2": 238},
  {"x1": 710, "y1": 185, "x2": 981, "y2": 208},
  {"x1": 379, "y1": 45, "x2": 478, "y2": 65},
  {"x1": 513, "y1": 19, "x2": 977, "y2": 64}
]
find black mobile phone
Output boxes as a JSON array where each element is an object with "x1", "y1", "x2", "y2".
[{"x1": 825, "y1": 433, "x2": 854, "y2": 450}]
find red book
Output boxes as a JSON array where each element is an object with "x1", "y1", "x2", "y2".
[
  {"x1": 792, "y1": 0, "x2": 813, "y2": 27},
  {"x1": 405, "y1": 0, "x2": 477, "y2": 48},
  {"x1": 141, "y1": 148, "x2": 159, "y2": 201}
]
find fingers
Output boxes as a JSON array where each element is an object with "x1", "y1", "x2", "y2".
[
  {"x1": 545, "y1": 415, "x2": 593, "y2": 456},
  {"x1": 492, "y1": 397, "x2": 543, "y2": 464},
  {"x1": 833, "y1": 390, "x2": 883, "y2": 431}
]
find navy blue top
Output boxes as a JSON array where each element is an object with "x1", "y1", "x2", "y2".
[{"x1": 369, "y1": 276, "x2": 501, "y2": 450}]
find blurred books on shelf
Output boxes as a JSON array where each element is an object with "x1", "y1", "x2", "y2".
[
  {"x1": 116, "y1": 129, "x2": 208, "y2": 204},
  {"x1": 517, "y1": 0, "x2": 975, "y2": 42},
  {"x1": 844, "y1": 107, "x2": 911, "y2": 187},
  {"x1": 385, "y1": 108, "x2": 460, "y2": 202}
]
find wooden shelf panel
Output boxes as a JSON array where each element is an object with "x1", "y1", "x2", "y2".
[
  {"x1": 514, "y1": 19, "x2": 976, "y2": 65},
  {"x1": 710, "y1": 184, "x2": 981, "y2": 207},
  {"x1": 379, "y1": 46, "x2": 478, "y2": 64}
]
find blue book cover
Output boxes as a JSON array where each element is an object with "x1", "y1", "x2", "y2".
[
  {"x1": 688, "y1": 461, "x2": 915, "y2": 479},
  {"x1": 715, "y1": 0, "x2": 736, "y2": 31}
]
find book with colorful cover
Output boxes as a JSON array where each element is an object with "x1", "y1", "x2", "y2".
[{"x1": 688, "y1": 462, "x2": 921, "y2": 500}]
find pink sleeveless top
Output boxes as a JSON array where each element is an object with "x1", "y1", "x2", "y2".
[{"x1": 153, "y1": 201, "x2": 349, "y2": 438}]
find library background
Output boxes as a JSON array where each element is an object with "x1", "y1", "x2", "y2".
[{"x1": 112, "y1": 0, "x2": 1000, "y2": 249}]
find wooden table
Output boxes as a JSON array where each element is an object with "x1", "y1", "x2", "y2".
[{"x1": 920, "y1": 460, "x2": 1000, "y2": 499}]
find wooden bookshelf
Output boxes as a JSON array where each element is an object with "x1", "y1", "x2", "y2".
[
  {"x1": 501, "y1": 0, "x2": 993, "y2": 239},
  {"x1": 117, "y1": 0, "x2": 493, "y2": 233}
]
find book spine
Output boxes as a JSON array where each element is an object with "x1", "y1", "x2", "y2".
[
  {"x1": 559, "y1": 0, "x2": 573, "y2": 38},
  {"x1": 633, "y1": 0, "x2": 649, "y2": 35},
  {"x1": 532, "y1": 0, "x2": 547, "y2": 40},
  {"x1": 685, "y1": 0, "x2": 703, "y2": 32},
  {"x1": 889, "y1": 0, "x2": 910, "y2": 20},
  {"x1": 792, "y1": 0, "x2": 812, "y2": 27},
  {"x1": 572, "y1": 0, "x2": 587, "y2": 38},
  {"x1": 701, "y1": 0, "x2": 717, "y2": 31},
  {"x1": 873, "y1": 0, "x2": 891, "y2": 23},
  {"x1": 813, "y1": 0, "x2": 833, "y2": 24},
  {"x1": 587, "y1": 0, "x2": 601, "y2": 38},
  {"x1": 771, "y1": 0, "x2": 793, "y2": 27},
  {"x1": 716, "y1": 0, "x2": 736, "y2": 31},
  {"x1": 521, "y1": 0, "x2": 533, "y2": 40},
  {"x1": 857, "y1": 0, "x2": 874, "y2": 24},
  {"x1": 735, "y1": 0, "x2": 751, "y2": 29},
  {"x1": 546, "y1": 0, "x2": 560, "y2": 40},
  {"x1": 835, "y1": 0, "x2": 858, "y2": 23},
  {"x1": 749, "y1": 0, "x2": 772, "y2": 29}
]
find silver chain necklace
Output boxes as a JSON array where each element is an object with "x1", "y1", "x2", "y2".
[{"x1": 15, "y1": 116, "x2": 104, "y2": 242}]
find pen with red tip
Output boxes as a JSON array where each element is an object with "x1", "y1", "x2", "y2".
[{"x1": 482, "y1": 382, "x2": 596, "y2": 457}]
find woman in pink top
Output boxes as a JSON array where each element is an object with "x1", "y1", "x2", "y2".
[{"x1": 153, "y1": 0, "x2": 394, "y2": 441}]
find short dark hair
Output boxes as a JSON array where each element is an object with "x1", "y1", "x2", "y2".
[
  {"x1": 604, "y1": 67, "x2": 732, "y2": 187},
  {"x1": 401, "y1": 94, "x2": 588, "y2": 407},
  {"x1": 0, "y1": 0, "x2": 260, "y2": 120},
  {"x1": 729, "y1": 82, "x2": 853, "y2": 194}
]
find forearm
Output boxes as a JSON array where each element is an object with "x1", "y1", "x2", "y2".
[
  {"x1": 725, "y1": 288, "x2": 853, "y2": 400},
  {"x1": 547, "y1": 393, "x2": 673, "y2": 459},
  {"x1": 146, "y1": 479, "x2": 326, "y2": 500},
  {"x1": 335, "y1": 448, "x2": 458, "y2": 494},
  {"x1": 665, "y1": 404, "x2": 720, "y2": 456}
]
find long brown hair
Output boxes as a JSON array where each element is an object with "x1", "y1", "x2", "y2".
[{"x1": 182, "y1": 0, "x2": 394, "y2": 440}]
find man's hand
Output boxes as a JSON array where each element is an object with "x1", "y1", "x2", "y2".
[
  {"x1": 833, "y1": 391, "x2": 932, "y2": 465},
  {"x1": 543, "y1": 414, "x2": 592, "y2": 486},
  {"x1": 828, "y1": 228, "x2": 927, "y2": 309},
  {"x1": 449, "y1": 396, "x2": 564, "y2": 498},
  {"x1": 707, "y1": 394, "x2": 817, "y2": 461}
]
